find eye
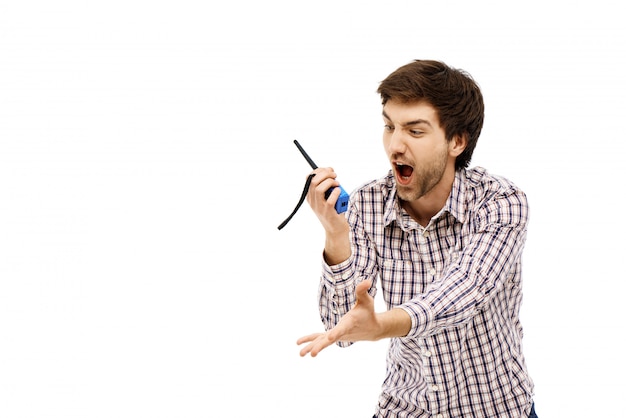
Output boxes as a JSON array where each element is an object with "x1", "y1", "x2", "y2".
[
  {"x1": 384, "y1": 124, "x2": 394, "y2": 132},
  {"x1": 410, "y1": 129, "x2": 424, "y2": 136}
]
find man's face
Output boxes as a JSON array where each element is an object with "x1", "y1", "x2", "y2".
[{"x1": 382, "y1": 99, "x2": 452, "y2": 202}]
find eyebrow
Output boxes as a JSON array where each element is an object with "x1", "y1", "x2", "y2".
[{"x1": 382, "y1": 110, "x2": 433, "y2": 128}]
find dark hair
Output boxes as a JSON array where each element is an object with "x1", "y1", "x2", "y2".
[{"x1": 377, "y1": 60, "x2": 484, "y2": 170}]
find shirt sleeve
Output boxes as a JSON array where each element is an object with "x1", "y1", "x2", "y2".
[{"x1": 399, "y1": 186, "x2": 529, "y2": 338}]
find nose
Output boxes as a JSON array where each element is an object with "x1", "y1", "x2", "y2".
[{"x1": 386, "y1": 129, "x2": 407, "y2": 155}]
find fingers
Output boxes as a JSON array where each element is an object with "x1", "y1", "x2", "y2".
[
  {"x1": 308, "y1": 167, "x2": 337, "y2": 185},
  {"x1": 296, "y1": 332, "x2": 336, "y2": 357},
  {"x1": 296, "y1": 333, "x2": 322, "y2": 345},
  {"x1": 307, "y1": 168, "x2": 340, "y2": 207}
]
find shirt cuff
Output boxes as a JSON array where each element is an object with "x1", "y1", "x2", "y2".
[
  {"x1": 398, "y1": 299, "x2": 435, "y2": 338},
  {"x1": 321, "y1": 255, "x2": 354, "y2": 290}
]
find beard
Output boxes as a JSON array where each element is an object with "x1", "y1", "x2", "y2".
[{"x1": 396, "y1": 146, "x2": 448, "y2": 202}]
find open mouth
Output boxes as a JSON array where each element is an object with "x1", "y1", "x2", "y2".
[{"x1": 395, "y1": 163, "x2": 414, "y2": 184}]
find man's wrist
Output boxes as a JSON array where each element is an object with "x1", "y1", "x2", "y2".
[
  {"x1": 378, "y1": 308, "x2": 412, "y2": 339},
  {"x1": 323, "y1": 224, "x2": 350, "y2": 265}
]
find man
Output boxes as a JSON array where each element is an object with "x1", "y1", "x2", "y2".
[{"x1": 297, "y1": 60, "x2": 537, "y2": 418}]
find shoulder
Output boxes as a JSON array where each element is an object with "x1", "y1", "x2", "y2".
[
  {"x1": 464, "y1": 166, "x2": 522, "y2": 194},
  {"x1": 464, "y1": 166, "x2": 527, "y2": 203},
  {"x1": 463, "y1": 167, "x2": 529, "y2": 226}
]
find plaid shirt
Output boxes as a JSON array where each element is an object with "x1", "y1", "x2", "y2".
[{"x1": 319, "y1": 167, "x2": 534, "y2": 418}]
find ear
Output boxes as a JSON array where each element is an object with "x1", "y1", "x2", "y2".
[{"x1": 448, "y1": 133, "x2": 468, "y2": 157}]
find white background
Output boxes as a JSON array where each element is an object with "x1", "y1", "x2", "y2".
[{"x1": 1, "y1": 1, "x2": 624, "y2": 417}]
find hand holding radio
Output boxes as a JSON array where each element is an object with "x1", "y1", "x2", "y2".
[
  {"x1": 293, "y1": 140, "x2": 350, "y2": 214},
  {"x1": 305, "y1": 166, "x2": 343, "y2": 216},
  {"x1": 277, "y1": 140, "x2": 350, "y2": 230}
]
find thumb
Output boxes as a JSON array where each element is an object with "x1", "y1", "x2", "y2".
[{"x1": 355, "y1": 279, "x2": 373, "y2": 302}]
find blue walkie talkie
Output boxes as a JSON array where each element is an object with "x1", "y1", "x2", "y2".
[{"x1": 293, "y1": 140, "x2": 349, "y2": 214}]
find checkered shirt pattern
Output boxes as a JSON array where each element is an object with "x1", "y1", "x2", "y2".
[{"x1": 319, "y1": 167, "x2": 534, "y2": 418}]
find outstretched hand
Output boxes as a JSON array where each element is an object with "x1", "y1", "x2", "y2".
[{"x1": 297, "y1": 279, "x2": 380, "y2": 357}]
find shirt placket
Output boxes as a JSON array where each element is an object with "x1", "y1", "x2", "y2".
[{"x1": 415, "y1": 225, "x2": 447, "y2": 416}]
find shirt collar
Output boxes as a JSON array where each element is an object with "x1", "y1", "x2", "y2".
[
  {"x1": 383, "y1": 169, "x2": 468, "y2": 227},
  {"x1": 446, "y1": 169, "x2": 468, "y2": 224}
]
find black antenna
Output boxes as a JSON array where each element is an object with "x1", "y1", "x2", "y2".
[{"x1": 294, "y1": 140, "x2": 318, "y2": 169}]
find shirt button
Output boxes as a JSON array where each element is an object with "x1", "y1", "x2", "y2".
[
  {"x1": 423, "y1": 350, "x2": 431, "y2": 357},
  {"x1": 422, "y1": 230, "x2": 430, "y2": 238},
  {"x1": 431, "y1": 385, "x2": 439, "y2": 391},
  {"x1": 429, "y1": 268, "x2": 436, "y2": 276}
]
